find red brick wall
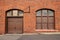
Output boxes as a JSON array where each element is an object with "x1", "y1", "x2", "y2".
[{"x1": 0, "y1": 0, "x2": 60, "y2": 34}]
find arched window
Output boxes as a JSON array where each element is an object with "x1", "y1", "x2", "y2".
[
  {"x1": 6, "y1": 9, "x2": 23, "y2": 17},
  {"x1": 36, "y1": 9, "x2": 55, "y2": 29}
]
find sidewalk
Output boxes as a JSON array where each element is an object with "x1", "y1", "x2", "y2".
[
  {"x1": 0, "y1": 33, "x2": 60, "y2": 40},
  {"x1": 0, "y1": 32, "x2": 60, "y2": 36}
]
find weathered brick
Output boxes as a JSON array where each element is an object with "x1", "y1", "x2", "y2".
[{"x1": 0, "y1": 0, "x2": 60, "y2": 34}]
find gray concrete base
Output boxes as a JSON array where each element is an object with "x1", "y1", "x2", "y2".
[{"x1": 0, "y1": 33, "x2": 60, "y2": 40}]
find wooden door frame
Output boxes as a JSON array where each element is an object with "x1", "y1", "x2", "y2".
[
  {"x1": 5, "y1": 9, "x2": 24, "y2": 34},
  {"x1": 5, "y1": 16, "x2": 23, "y2": 34}
]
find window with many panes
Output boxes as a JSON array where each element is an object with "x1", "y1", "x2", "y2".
[
  {"x1": 36, "y1": 9, "x2": 54, "y2": 29},
  {"x1": 7, "y1": 9, "x2": 23, "y2": 17}
]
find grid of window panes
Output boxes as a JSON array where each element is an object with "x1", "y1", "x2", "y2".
[
  {"x1": 36, "y1": 9, "x2": 54, "y2": 29},
  {"x1": 7, "y1": 10, "x2": 23, "y2": 16}
]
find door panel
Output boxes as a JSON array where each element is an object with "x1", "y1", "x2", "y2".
[
  {"x1": 7, "y1": 18, "x2": 23, "y2": 34},
  {"x1": 15, "y1": 18, "x2": 23, "y2": 34}
]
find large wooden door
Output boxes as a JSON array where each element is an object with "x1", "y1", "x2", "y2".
[{"x1": 7, "y1": 17, "x2": 23, "y2": 34}]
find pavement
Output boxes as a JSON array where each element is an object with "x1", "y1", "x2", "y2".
[{"x1": 0, "y1": 33, "x2": 60, "y2": 40}]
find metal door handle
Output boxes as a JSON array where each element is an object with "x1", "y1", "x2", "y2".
[{"x1": 15, "y1": 27, "x2": 16, "y2": 30}]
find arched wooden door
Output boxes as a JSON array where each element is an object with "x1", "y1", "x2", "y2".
[{"x1": 6, "y1": 9, "x2": 24, "y2": 34}]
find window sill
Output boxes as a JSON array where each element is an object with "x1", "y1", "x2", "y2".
[{"x1": 35, "y1": 29, "x2": 59, "y2": 32}]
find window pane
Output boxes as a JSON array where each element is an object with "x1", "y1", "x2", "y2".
[
  {"x1": 19, "y1": 11, "x2": 23, "y2": 16},
  {"x1": 48, "y1": 23, "x2": 54, "y2": 29},
  {"x1": 42, "y1": 17, "x2": 47, "y2": 23},
  {"x1": 36, "y1": 11, "x2": 41, "y2": 16},
  {"x1": 37, "y1": 17, "x2": 41, "y2": 24},
  {"x1": 7, "y1": 11, "x2": 12, "y2": 16},
  {"x1": 36, "y1": 24, "x2": 41, "y2": 29},
  {"x1": 42, "y1": 23, "x2": 47, "y2": 29},
  {"x1": 48, "y1": 17, "x2": 54, "y2": 23},
  {"x1": 13, "y1": 10, "x2": 18, "y2": 16},
  {"x1": 42, "y1": 10, "x2": 47, "y2": 16},
  {"x1": 48, "y1": 10, "x2": 54, "y2": 16}
]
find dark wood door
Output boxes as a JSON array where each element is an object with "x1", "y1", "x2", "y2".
[{"x1": 7, "y1": 17, "x2": 23, "y2": 34}]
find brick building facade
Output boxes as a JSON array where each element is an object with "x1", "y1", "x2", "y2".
[{"x1": 0, "y1": 0, "x2": 60, "y2": 34}]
